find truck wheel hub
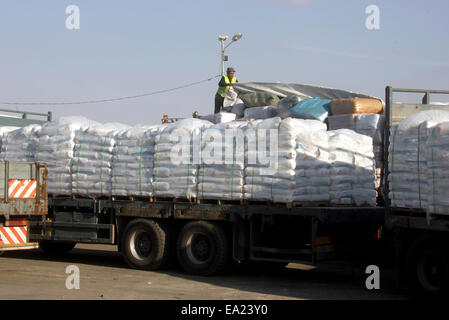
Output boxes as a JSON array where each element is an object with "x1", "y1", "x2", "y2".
[
  {"x1": 136, "y1": 233, "x2": 152, "y2": 256},
  {"x1": 192, "y1": 235, "x2": 211, "y2": 261}
]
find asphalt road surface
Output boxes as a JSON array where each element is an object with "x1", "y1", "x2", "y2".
[{"x1": 0, "y1": 244, "x2": 410, "y2": 300}]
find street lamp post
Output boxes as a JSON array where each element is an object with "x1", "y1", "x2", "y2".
[{"x1": 218, "y1": 33, "x2": 243, "y2": 76}]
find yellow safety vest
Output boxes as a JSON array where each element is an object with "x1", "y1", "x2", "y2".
[{"x1": 216, "y1": 75, "x2": 237, "y2": 98}]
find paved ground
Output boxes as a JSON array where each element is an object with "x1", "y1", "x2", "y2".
[{"x1": 0, "y1": 244, "x2": 410, "y2": 300}]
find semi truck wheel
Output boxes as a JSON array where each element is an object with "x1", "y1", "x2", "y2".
[
  {"x1": 176, "y1": 221, "x2": 229, "y2": 276},
  {"x1": 39, "y1": 241, "x2": 76, "y2": 255},
  {"x1": 406, "y1": 237, "x2": 449, "y2": 296},
  {"x1": 121, "y1": 219, "x2": 170, "y2": 270}
]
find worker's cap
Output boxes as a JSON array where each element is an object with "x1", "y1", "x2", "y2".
[{"x1": 227, "y1": 67, "x2": 236, "y2": 73}]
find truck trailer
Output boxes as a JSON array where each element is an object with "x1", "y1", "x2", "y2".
[
  {"x1": 2, "y1": 87, "x2": 449, "y2": 296},
  {"x1": 384, "y1": 87, "x2": 449, "y2": 295}
]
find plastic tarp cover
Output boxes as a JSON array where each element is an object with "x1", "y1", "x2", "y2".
[{"x1": 231, "y1": 82, "x2": 378, "y2": 101}]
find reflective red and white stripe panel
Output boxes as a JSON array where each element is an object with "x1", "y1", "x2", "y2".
[
  {"x1": 8, "y1": 179, "x2": 37, "y2": 198},
  {"x1": 0, "y1": 227, "x2": 28, "y2": 245}
]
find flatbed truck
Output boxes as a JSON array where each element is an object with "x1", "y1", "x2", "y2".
[{"x1": 3, "y1": 88, "x2": 449, "y2": 296}]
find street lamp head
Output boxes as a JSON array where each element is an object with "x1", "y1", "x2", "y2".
[
  {"x1": 232, "y1": 33, "x2": 243, "y2": 42},
  {"x1": 218, "y1": 35, "x2": 229, "y2": 41}
]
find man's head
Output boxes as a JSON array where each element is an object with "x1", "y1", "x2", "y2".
[{"x1": 227, "y1": 67, "x2": 235, "y2": 78}]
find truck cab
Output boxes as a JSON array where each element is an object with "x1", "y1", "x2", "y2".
[{"x1": 0, "y1": 109, "x2": 51, "y2": 253}]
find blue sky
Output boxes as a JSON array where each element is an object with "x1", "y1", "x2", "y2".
[{"x1": 0, "y1": 0, "x2": 448, "y2": 125}]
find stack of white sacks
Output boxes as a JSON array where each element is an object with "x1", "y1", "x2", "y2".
[
  {"x1": 244, "y1": 117, "x2": 301, "y2": 203},
  {"x1": 153, "y1": 119, "x2": 212, "y2": 199},
  {"x1": 0, "y1": 115, "x2": 385, "y2": 207},
  {"x1": 197, "y1": 121, "x2": 247, "y2": 200},
  {"x1": 388, "y1": 124, "x2": 428, "y2": 209},
  {"x1": 35, "y1": 117, "x2": 93, "y2": 195},
  {"x1": 72, "y1": 123, "x2": 128, "y2": 196},
  {"x1": 112, "y1": 126, "x2": 159, "y2": 197},
  {"x1": 328, "y1": 114, "x2": 385, "y2": 189},
  {"x1": 328, "y1": 129, "x2": 377, "y2": 206},
  {"x1": 1, "y1": 124, "x2": 41, "y2": 162},
  {"x1": 426, "y1": 122, "x2": 449, "y2": 215},
  {"x1": 388, "y1": 110, "x2": 449, "y2": 210},
  {"x1": 294, "y1": 121, "x2": 330, "y2": 202},
  {"x1": 0, "y1": 126, "x2": 20, "y2": 152}
]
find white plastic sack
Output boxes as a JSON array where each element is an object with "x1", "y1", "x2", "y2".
[
  {"x1": 243, "y1": 106, "x2": 278, "y2": 120},
  {"x1": 223, "y1": 87, "x2": 239, "y2": 108},
  {"x1": 231, "y1": 99, "x2": 246, "y2": 118}
]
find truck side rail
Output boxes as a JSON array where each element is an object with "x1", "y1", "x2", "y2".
[
  {"x1": 46, "y1": 197, "x2": 385, "y2": 224},
  {"x1": 0, "y1": 109, "x2": 52, "y2": 127}
]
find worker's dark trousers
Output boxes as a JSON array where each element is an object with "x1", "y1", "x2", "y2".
[{"x1": 214, "y1": 94, "x2": 224, "y2": 114}]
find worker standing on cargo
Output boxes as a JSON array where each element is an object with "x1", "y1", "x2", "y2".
[{"x1": 215, "y1": 67, "x2": 238, "y2": 113}]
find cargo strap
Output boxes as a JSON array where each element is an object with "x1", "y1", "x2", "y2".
[
  {"x1": 230, "y1": 129, "x2": 237, "y2": 200},
  {"x1": 390, "y1": 126, "x2": 397, "y2": 204},
  {"x1": 153, "y1": 127, "x2": 165, "y2": 196},
  {"x1": 100, "y1": 136, "x2": 107, "y2": 195},
  {"x1": 430, "y1": 127, "x2": 437, "y2": 215},
  {"x1": 75, "y1": 140, "x2": 82, "y2": 194},
  {"x1": 113, "y1": 139, "x2": 122, "y2": 195},
  {"x1": 36, "y1": 135, "x2": 41, "y2": 162},
  {"x1": 250, "y1": 122, "x2": 260, "y2": 200},
  {"x1": 2, "y1": 135, "x2": 7, "y2": 160},
  {"x1": 417, "y1": 124, "x2": 422, "y2": 208},
  {"x1": 187, "y1": 130, "x2": 194, "y2": 199},
  {"x1": 139, "y1": 134, "x2": 145, "y2": 195},
  {"x1": 270, "y1": 122, "x2": 281, "y2": 202},
  {"x1": 200, "y1": 129, "x2": 205, "y2": 199}
]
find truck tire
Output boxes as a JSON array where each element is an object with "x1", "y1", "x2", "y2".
[
  {"x1": 406, "y1": 236, "x2": 449, "y2": 296},
  {"x1": 121, "y1": 219, "x2": 170, "y2": 270},
  {"x1": 176, "y1": 221, "x2": 229, "y2": 276},
  {"x1": 39, "y1": 241, "x2": 76, "y2": 255}
]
